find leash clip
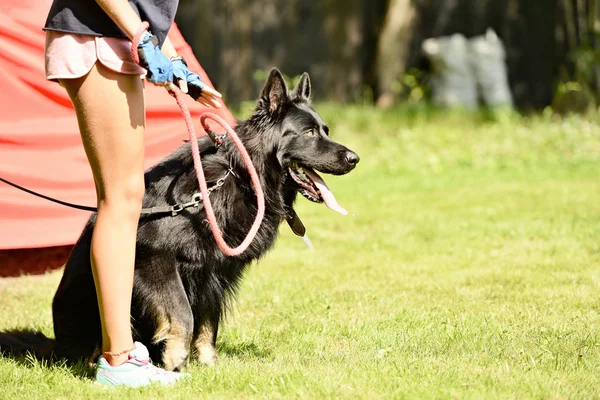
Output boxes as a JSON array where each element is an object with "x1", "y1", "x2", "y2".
[
  {"x1": 207, "y1": 130, "x2": 227, "y2": 147},
  {"x1": 171, "y1": 204, "x2": 184, "y2": 216},
  {"x1": 171, "y1": 192, "x2": 203, "y2": 216}
]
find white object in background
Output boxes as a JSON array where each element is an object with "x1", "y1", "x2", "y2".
[
  {"x1": 468, "y1": 29, "x2": 513, "y2": 108},
  {"x1": 422, "y1": 33, "x2": 478, "y2": 109}
]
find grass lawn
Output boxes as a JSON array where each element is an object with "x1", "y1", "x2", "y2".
[{"x1": 1, "y1": 105, "x2": 599, "y2": 399}]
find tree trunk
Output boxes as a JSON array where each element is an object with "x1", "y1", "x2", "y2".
[{"x1": 374, "y1": 0, "x2": 417, "y2": 108}]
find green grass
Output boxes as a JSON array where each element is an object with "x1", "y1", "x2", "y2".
[{"x1": 1, "y1": 105, "x2": 600, "y2": 399}]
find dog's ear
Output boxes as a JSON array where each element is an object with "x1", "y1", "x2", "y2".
[
  {"x1": 292, "y1": 72, "x2": 311, "y2": 101},
  {"x1": 260, "y1": 68, "x2": 289, "y2": 114}
]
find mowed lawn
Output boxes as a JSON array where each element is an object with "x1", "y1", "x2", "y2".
[{"x1": 1, "y1": 105, "x2": 599, "y2": 399}]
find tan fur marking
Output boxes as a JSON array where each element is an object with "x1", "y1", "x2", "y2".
[
  {"x1": 88, "y1": 345, "x2": 101, "y2": 368},
  {"x1": 163, "y1": 336, "x2": 189, "y2": 371},
  {"x1": 152, "y1": 313, "x2": 171, "y2": 344},
  {"x1": 194, "y1": 322, "x2": 217, "y2": 366},
  {"x1": 152, "y1": 310, "x2": 190, "y2": 371}
]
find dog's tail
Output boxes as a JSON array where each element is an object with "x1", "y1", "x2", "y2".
[{"x1": 0, "y1": 329, "x2": 55, "y2": 360}]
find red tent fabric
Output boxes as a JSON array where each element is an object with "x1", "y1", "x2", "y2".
[{"x1": 0, "y1": 1, "x2": 234, "y2": 254}]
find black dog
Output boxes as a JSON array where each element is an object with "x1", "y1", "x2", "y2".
[{"x1": 0, "y1": 69, "x2": 359, "y2": 371}]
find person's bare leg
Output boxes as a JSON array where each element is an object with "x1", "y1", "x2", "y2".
[{"x1": 61, "y1": 62, "x2": 145, "y2": 367}]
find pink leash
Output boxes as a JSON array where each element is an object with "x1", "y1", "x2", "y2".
[{"x1": 131, "y1": 22, "x2": 265, "y2": 257}]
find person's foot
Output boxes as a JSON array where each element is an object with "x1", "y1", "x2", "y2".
[{"x1": 95, "y1": 342, "x2": 188, "y2": 387}]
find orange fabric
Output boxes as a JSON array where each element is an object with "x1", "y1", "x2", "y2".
[{"x1": 0, "y1": 1, "x2": 235, "y2": 250}]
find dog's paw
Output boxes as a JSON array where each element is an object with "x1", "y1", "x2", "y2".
[
  {"x1": 163, "y1": 344, "x2": 190, "y2": 372},
  {"x1": 196, "y1": 346, "x2": 218, "y2": 367},
  {"x1": 87, "y1": 346, "x2": 101, "y2": 368}
]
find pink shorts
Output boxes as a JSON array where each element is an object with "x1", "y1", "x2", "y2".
[{"x1": 45, "y1": 31, "x2": 146, "y2": 82}]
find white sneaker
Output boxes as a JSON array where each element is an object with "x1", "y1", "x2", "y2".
[{"x1": 95, "y1": 342, "x2": 188, "y2": 387}]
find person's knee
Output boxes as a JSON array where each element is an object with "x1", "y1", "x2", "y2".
[{"x1": 97, "y1": 175, "x2": 145, "y2": 217}]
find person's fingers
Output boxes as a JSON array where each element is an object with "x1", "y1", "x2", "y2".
[
  {"x1": 200, "y1": 91, "x2": 215, "y2": 101},
  {"x1": 199, "y1": 97, "x2": 217, "y2": 109},
  {"x1": 203, "y1": 93, "x2": 223, "y2": 108},
  {"x1": 201, "y1": 97, "x2": 217, "y2": 108},
  {"x1": 197, "y1": 97, "x2": 211, "y2": 108},
  {"x1": 178, "y1": 79, "x2": 188, "y2": 93},
  {"x1": 201, "y1": 86, "x2": 222, "y2": 98},
  {"x1": 196, "y1": 94, "x2": 221, "y2": 109},
  {"x1": 199, "y1": 94, "x2": 221, "y2": 108}
]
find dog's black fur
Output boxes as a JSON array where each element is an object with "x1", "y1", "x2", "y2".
[{"x1": 0, "y1": 69, "x2": 359, "y2": 371}]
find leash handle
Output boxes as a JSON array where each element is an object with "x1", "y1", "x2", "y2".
[
  {"x1": 131, "y1": 22, "x2": 176, "y2": 91},
  {"x1": 130, "y1": 21, "x2": 148, "y2": 66},
  {"x1": 132, "y1": 22, "x2": 265, "y2": 257}
]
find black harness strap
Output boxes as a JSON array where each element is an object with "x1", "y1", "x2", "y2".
[
  {"x1": 0, "y1": 176, "x2": 97, "y2": 212},
  {"x1": 0, "y1": 132, "x2": 227, "y2": 217},
  {"x1": 0, "y1": 176, "x2": 203, "y2": 217}
]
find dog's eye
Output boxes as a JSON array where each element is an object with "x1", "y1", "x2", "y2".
[{"x1": 303, "y1": 129, "x2": 316, "y2": 136}]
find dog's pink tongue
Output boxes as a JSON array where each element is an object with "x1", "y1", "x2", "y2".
[{"x1": 304, "y1": 168, "x2": 348, "y2": 215}]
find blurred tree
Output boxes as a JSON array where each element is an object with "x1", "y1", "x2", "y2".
[
  {"x1": 553, "y1": 0, "x2": 599, "y2": 113},
  {"x1": 176, "y1": 0, "x2": 387, "y2": 104},
  {"x1": 175, "y1": 0, "x2": 592, "y2": 110}
]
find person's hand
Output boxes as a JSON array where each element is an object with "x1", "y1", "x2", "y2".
[
  {"x1": 136, "y1": 31, "x2": 173, "y2": 85},
  {"x1": 171, "y1": 57, "x2": 222, "y2": 108}
]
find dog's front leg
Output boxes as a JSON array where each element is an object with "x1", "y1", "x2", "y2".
[
  {"x1": 153, "y1": 311, "x2": 193, "y2": 372},
  {"x1": 134, "y1": 260, "x2": 194, "y2": 372},
  {"x1": 193, "y1": 313, "x2": 219, "y2": 366}
]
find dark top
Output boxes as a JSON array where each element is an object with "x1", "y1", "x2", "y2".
[{"x1": 44, "y1": 0, "x2": 179, "y2": 47}]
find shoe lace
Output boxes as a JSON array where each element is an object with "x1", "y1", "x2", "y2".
[{"x1": 142, "y1": 361, "x2": 171, "y2": 376}]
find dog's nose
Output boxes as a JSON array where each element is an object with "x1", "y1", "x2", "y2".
[{"x1": 345, "y1": 151, "x2": 360, "y2": 165}]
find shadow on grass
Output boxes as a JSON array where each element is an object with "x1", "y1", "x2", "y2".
[
  {"x1": 1, "y1": 329, "x2": 271, "y2": 379},
  {"x1": 0, "y1": 329, "x2": 94, "y2": 380},
  {"x1": 217, "y1": 340, "x2": 271, "y2": 360}
]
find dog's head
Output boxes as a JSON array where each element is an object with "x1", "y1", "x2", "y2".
[{"x1": 250, "y1": 68, "x2": 359, "y2": 215}]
